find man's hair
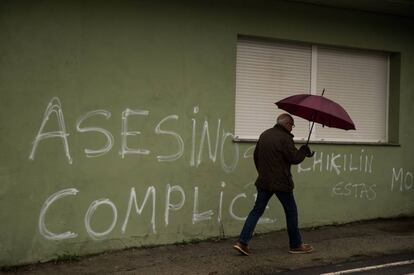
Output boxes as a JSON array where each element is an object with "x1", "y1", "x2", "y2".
[{"x1": 277, "y1": 113, "x2": 293, "y2": 126}]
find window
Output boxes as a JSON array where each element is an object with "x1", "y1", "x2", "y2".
[{"x1": 235, "y1": 36, "x2": 389, "y2": 143}]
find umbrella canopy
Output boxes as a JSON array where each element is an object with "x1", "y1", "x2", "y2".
[
  {"x1": 275, "y1": 91, "x2": 356, "y2": 145},
  {"x1": 275, "y1": 94, "x2": 355, "y2": 130}
]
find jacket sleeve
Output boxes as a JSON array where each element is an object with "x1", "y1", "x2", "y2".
[{"x1": 281, "y1": 139, "x2": 307, "y2": 165}]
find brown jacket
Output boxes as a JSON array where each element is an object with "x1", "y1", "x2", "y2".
[{"x1": 254, "y1": 124, "x2": 308, "y2": 192}]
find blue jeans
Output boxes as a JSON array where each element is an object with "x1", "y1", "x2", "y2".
[{"x1": 239, "y1": 187, "x2": 302, "y2": 248}]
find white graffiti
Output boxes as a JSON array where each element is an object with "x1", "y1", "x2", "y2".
[
  {"x1": 190, "y1": 106, "x2": 198, "y2": 166},
  {"x1": 29, "y1": 98, "x2": 242, "y2": 173},
  {"x1": 220, "y1": 131, "x2": 239, "y2": 173},
  {"x1": 331, "y1": 181, "x2": 376, "y2": 200},
  {"x1": 391, "y1": 168, "x2": 413, "y2": 192},
  {"x1": 76, "y1": 110, "x2": 114, "y2": 157},
  {"x1": 243, "y1": 145, "x2": 255, "y2": 159},
  {"x1": 30, "y1": 97, "x2": 404, "y2": 243},
  {"x1": 164, "y1": 184, "x2": 185, "y2": 226},
  {"x1": 192, "y1": 187, "x2": 214, "y2": 224},
  {"x1": 196, "y1": 119, "x2": 221, "y2": 167},
  {"x1": 38, "y1": 188, "x2": 79, "y2": 240},
  {"x1": 229, "y1": 193, "x2": 247, "y2": 221},
  {"x1": 155, "y1": 115, "x2": 184, "y2": 162},
  {"x1": 217, "y1": 181, "x2": 225, "y2": 223},
  {"x1": 29, "y1": 97, "x2": 72, "y2": 164},
  {"x1": 38, "y1": 183, "x2": 262, "y2": 241},
  {"x1": 120, "y1": 108, "x2": 151, "y2": 158},
  {"x1": 122, "y1": 187, "x2": 156, "y2": 234},
  {"x1": 85, "y1": 198, "x2": 118, "y2": 240},
  {"x1": 298, "y1": 150, "x2": 374, "y2": 175}
]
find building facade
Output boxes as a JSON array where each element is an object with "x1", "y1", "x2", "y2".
[{"x1": 1, "y1": 0, "x2": 413, "y2": 266}]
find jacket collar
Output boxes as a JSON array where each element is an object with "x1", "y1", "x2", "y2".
[{"x1": 275, "y1": 123, "x2": 294, "y2": 138}]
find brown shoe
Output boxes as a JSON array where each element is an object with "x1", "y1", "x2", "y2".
[
  {"x1": 289, "y1": 243, "x2": 314, "y2": 254},
  {"x1": 233, "y1": 242, "x2": 251, "y2": 256}
]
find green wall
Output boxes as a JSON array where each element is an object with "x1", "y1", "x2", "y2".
[{"x1": 1, "y1": 0, "x2": 413, "y2": 266}]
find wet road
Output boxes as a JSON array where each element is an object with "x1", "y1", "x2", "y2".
[{"x1": 279, "y1": 252, "x2": 414, "y2": 274}]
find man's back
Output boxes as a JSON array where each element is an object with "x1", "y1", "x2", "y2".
[{"x1": 254, "y1": 124, "x2": 306, "y2": 192}]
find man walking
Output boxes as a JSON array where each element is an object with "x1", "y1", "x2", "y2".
[{"x1": 234, "y1": 113, "x2": 314, "y2": 255}]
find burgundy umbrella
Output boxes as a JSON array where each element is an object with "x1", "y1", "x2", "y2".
[{"x1": 275, "y1": 89, "x2": 356, "y2": 146}]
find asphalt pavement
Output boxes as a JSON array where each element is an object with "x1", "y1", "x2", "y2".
[
  {"x1": 279, "y1": 252, "x2": 414, "y2": 274},
  {"x1": 3, "y1": 217, "x2": 414, "y2": 274}
]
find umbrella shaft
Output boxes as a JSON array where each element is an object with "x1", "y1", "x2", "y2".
[{"x1": 306, "y1": 121, "x2": 315, "y2": 146}]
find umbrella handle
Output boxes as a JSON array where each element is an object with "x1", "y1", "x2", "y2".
[{"x1": 305, "y1": 124, "x2": 315, "y2": 157}]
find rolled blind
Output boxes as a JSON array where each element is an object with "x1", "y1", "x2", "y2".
[
  {"x1": 315, "y1": 46, "x2": 389, "y2": 142},
  {"x1": 235, "y1": 38, "x2": 312, "y2": 140},
  {"x1": 235, "y1": 37, "x2": 389, "y2": 143}
]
